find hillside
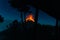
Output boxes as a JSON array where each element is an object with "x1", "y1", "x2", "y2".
[{"x1": 0, "y1": 21, "x2": 58, "y2": 40}]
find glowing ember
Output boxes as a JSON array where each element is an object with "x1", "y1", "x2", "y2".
[{"x1": 26, "y1": 14, "x2": 35, "y2": 22}]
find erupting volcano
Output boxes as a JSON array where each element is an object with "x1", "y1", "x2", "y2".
[{"x1": 26, "y1": 14, "x2": 35, "y2": 22}]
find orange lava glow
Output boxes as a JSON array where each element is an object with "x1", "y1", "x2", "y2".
[{"x1": 26, "y1": 14, "x2": 35, "y2": 22}]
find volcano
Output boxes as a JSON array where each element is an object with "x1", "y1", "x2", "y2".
[{"x1": 25, "y1": 14, "x2": 35, "y2": 22}]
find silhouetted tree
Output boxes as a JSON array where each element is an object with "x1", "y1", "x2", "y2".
[
  {"x1": 22, "y1": 6, "x2": 30, "y2": 21},
  {"x1": 0, "y1": 15, "x2": 4, "y2": 23},
  {"x1": 9, "y1": 0, "x2": 22, "y2": 23},
  {"x1": 9, "y1": 0, "x2": 30, "y2": 23}
]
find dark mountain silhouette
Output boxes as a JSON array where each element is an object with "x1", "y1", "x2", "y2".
[
  {"x1": 0, "y1": 20, "x2": 57, "y2": 40},
  {"x1": 9, "y1": 0, "x2": 59, "y2": 39},
  {"x1": 9, "y1": 0, "x2": 59, "y2": 32}
]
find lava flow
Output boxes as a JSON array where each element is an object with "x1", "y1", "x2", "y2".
[{"x1": 26, "y1": 14, "x2": 35, "y2": 22}]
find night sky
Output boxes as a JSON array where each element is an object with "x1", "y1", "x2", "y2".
[{"x1": 0, "y1": 0, "x2": 56, "y2": 32}]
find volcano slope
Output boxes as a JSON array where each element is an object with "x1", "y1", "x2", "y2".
[{"x1": 0, "y1": 21, "x2": 56, "y2": 40}]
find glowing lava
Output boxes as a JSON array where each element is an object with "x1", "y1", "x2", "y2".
[{"x1": 26, "y1": 14, "x2": 35, "y2": 22}]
